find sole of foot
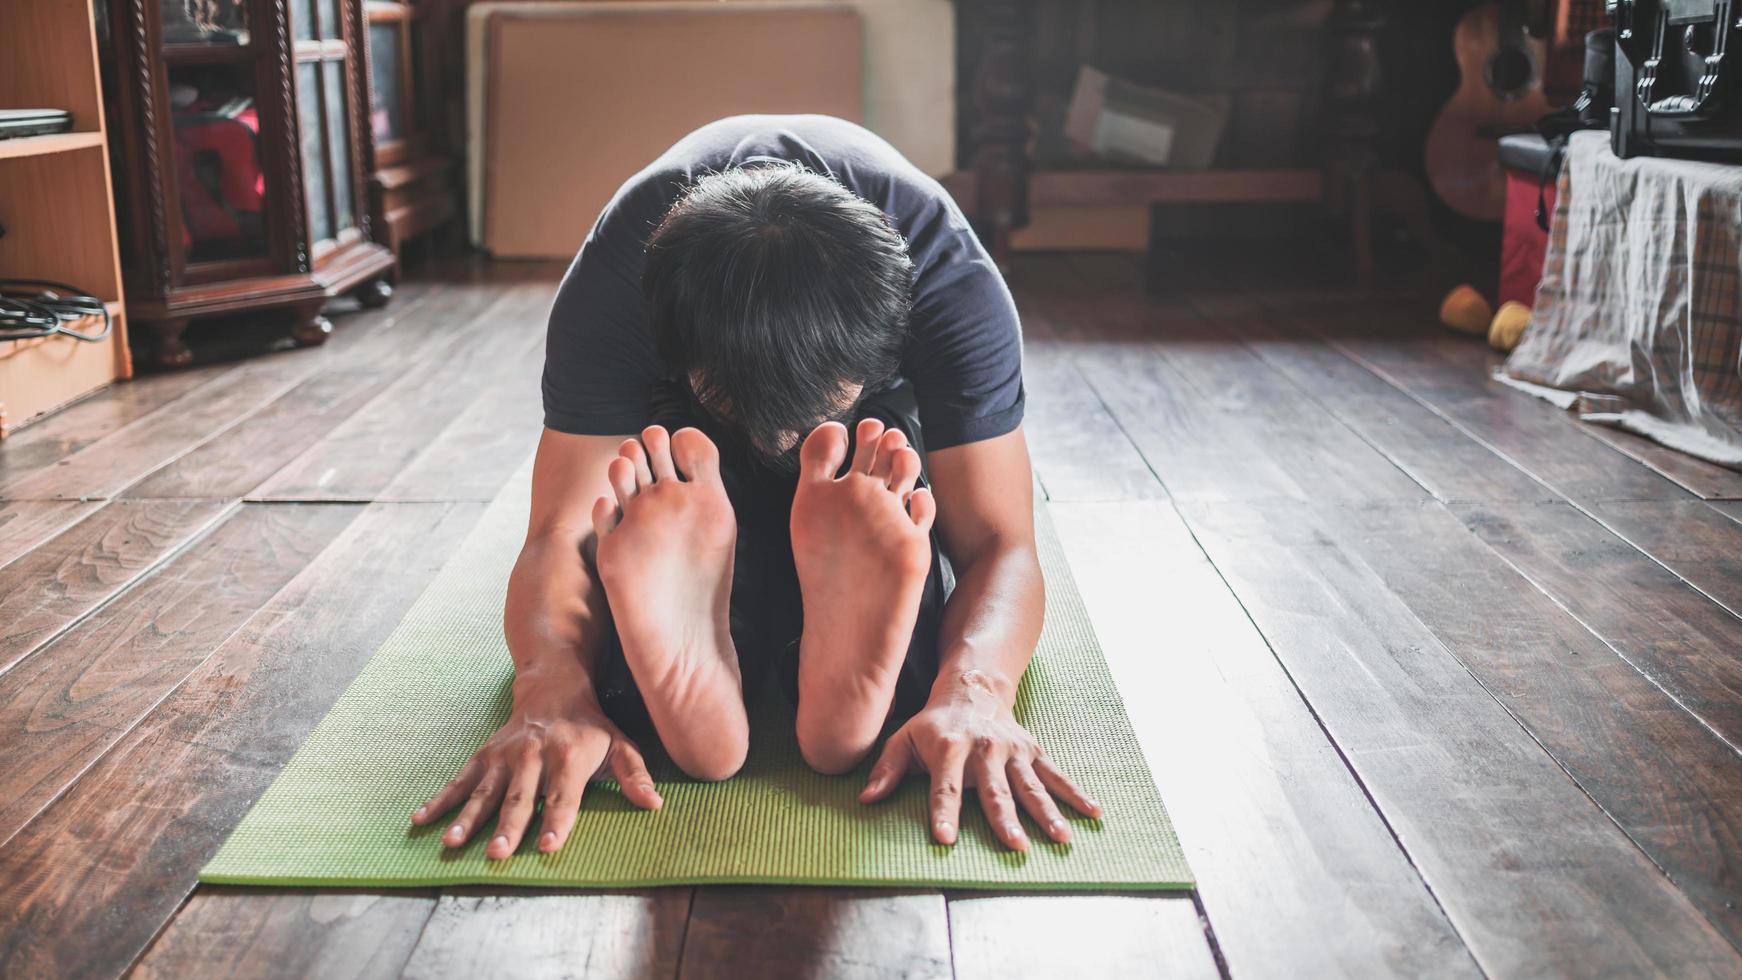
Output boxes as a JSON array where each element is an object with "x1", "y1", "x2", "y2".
[
  {"x1": 790, "y1": 417, "x2": 936, "y2": 774},
  {"x1": 593, "y1": 425, "x2": 748, "y2": 781}
]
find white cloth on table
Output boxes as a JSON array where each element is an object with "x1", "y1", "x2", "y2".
[{"x1": 1500, "y1": 131, "x2": 1742, "y2": 469}]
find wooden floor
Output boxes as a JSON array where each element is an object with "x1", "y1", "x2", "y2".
[{"x1": 3, "y1": 254, "x2": 1742, "y2": 978}]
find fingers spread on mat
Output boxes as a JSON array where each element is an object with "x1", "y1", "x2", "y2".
[
  {"x1": 973, "y1": 750, "x2": 1029, "y2": 852},
  {"x1": 537, "y1": 748, "x2": 593, "y2": 853},
  {"x1": 487, "y1": 749, "x2": 545, "y2": 859},
  {"x1": 1034, "y1": 755, "x2": 1102, "y2": 820},
  {"x1": 412, "y1": 757, "x2": 483, "y2": 827},
  {"x1": 445, "y1": 765, "x2": 509, "y2": 847},
  {"x1": 1010, "y1": 758, "x2": 1071, "y2": 844},
  {"x1": 607, "y1": 741, "x2": 664, "y2": 811},
  {"x1": 859, "y1": 734, "x2": 915, "y2": 804},
  {"x1": 927, "y1": 736, "x2": 971, "y2": 846}
]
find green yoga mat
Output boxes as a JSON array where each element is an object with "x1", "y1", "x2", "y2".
[{"x1": 201, "y1": 469, "x2": 1191, "y2": 891}]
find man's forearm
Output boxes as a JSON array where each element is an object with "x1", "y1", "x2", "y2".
[
  {"x1": 503, "y1": 527, "x2": 611, "y2": 701},
  {"x1": 929, "y1": 537, "x2": 1044, "y2": 711}
]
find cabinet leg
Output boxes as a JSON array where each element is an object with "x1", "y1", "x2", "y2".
[
  {"x1": 353, "y1": 277, "x2": 394, "y2": 310},
  {"x1": 289, "y1": 303, "x2": 333, "y2": 348},
  {"x1": 151, "y1": 318, "x2": 193, "y2": 369}
]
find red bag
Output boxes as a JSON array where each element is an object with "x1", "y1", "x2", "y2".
[{"x1": 172, "y1": 105, "x2": 264, "y2": 250}]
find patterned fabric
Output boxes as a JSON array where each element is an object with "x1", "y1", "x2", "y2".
[{"x1": 1501, "y1": 131, "x2": 1742, "y2": 469}]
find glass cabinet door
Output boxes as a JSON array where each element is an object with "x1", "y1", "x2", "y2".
[
  {"x1": 160, "y1": 0, "x2": 250, "y2": 45},
  {"x1": 160, "y1": 0, "x2": 273, "y2": 267},
  {"x1": 290, "y1": 0, "x2": 362, "y2": 253},
  {"x1": 367, "y1": 13, "x2": 406, "y2": 150}
]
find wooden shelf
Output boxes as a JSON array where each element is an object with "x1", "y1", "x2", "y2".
[
  {"x1": 0, "y1": 131, "x2": 104, "y2": 161},
  {"x1": 943, "y1": 167, "x2": 1324, "y2": 209},
  {"x1": 0, "y1": 304, "x2": 122, "y2": 358},
  {"x1": 162, "y1": 43, "x2": 253, "y2": 67},
  {"x1": 0, "y1": 0, "x2": 131, "y2": 436}
]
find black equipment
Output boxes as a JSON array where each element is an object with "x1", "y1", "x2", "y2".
[
  {"x1": 1579, "y1": 28, "x2": 1619, "y2": 127},
  {"x1": 1610, "y1": 0, "x2": 1742, "y2": 160}
]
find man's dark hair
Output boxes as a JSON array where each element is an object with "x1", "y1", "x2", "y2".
[{"x1": 642, "y1": 161, "x2": 915, "y2": 454}]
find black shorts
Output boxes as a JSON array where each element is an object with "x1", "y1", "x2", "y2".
[{"x1": 593, "y1": 376, "x2": 955, "y2": 744}]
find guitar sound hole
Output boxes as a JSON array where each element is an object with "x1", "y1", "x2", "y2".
[{"x1": 1486, "y1": 47, "x2": 1534, "y2": 100}]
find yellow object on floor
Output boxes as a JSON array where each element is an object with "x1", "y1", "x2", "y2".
[
  {"x1": 1439, "y1": 284, "x2": 1493, "y2": 336},
  {"x1": 1489, "y1": 301, "x2": 1532, "y2": 352}
]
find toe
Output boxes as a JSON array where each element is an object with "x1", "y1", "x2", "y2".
[
  {"x1": 907, "y1": 486, "x2": 937, "y2": 531},
  {"x1": 670, "y1": 427, "x2": 720, "y2": 483},
  {"x1": 620, "y1": 438, "x2": 653, "y2": 487},
  {"x1": 641, "y1": 426, "x2": 677, "y2": 482},
  {"x1": 887, "y1": 447, "x2": 922, "y2": 495},
  {"x1": 800, "y1": 421, "x2": 851, "y2": 482},
  {"x1": 851, "y1": 418, "x2": 886, "y2": 473},
  {"x1": 608, "y1": 455, "x2": 638, "y2": 508},
  {"x1": 871, "y1": 429, "x2": 908, "y2": 482},
  {"x1": 592, "y1": 495, "x2": 620, "y2": 536}
]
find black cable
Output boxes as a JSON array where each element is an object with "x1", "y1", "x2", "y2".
[{"x1": 0, "y1": 279, "x2": 113, "y2": 343}]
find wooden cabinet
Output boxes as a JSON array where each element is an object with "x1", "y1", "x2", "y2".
[
  {"x1": 363, "y1": 1, "x2": 455, "y2": 266},
  {"x1": 0, "y1": 1, "x2": 131, "y2": 437},
  {"x1": 101, "y1": 0, "x2": 395, "y2": 368}
]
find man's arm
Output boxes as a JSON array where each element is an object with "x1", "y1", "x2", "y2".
[
  {"x1": 858, "y1": 426, "x2": 1102, "y2": 850},
  {"x1": 411, "y1": 428, "x2": 664, "y2": 859}
]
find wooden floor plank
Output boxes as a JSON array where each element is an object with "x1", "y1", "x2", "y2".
[
  {"x1": 1582, "y1": 498, "x2": 1742, "y2": 619},
  {"x1": 948, "y1": 894, "x2": 1219, "y2": 980},
  {"x1": 119, "y1": 370, "x2": 400, "y2": 500},
  {"x1": 1048, "y1": 501, "x2": 1478, "y2": 977},
  {"x1": 677, "y1": 888, "x2": 949, "y2": 980},
  {"x1": 1328, "y1": 498, "x2": 1742, "y2": 951},
  {"x1": 0, "y1": 499, "x2": 101, "y2": 568},
  {"x1": 1454, "y1": 500, "x2": 1742, "y2": 753},
  {"x1": 1014, "y1": 292, "x2": 1165, "y2": 503},
  {"x1": 0, "y1": 503, "x2": 357, "y2": 849},
  {"x1": 1206, "y1": 299, "x2": 1742, "y2": 681},
  {"x1": 251, "y1": 283, "x2": 553, "y2": 502},
  {"x1": 375, "y1": 330, "x2": 546, "y2": 502},
  {"x1": 0, "y1": 498, "x2": 233, "y2": 675},
  {"x1": 1314, "y1": 316, "x2": 1691, "y2": 503},
  {"x1": 1068, "y1": 297, "x2": 1428, "y2": 504},
  {"x1": 0, "y1": 279, "x2": 446, "y2": 503},
  {"x1": 1577, "y1": 421, "x2": 1742, "y2": 500},
  {"x1": 1177, "y1": 497, "x2": 1742, "y2": 976},
  {"x1": 1189, "y1": 295, "x2": 1557, "y2": 505},
  {"x1": 0, "y1": 355, "x2": 329, "y2": 501},
  {"x1": 0, "y1": 363, "x2": 233, "y2": 484},
  {"x1": 398, "y1": 890, "x2": 691, "y2": 980},
  {"x1": 130, "y1": 888, "x2": 438, "y2": 980},
  {"x1": 0, "y1": 500, "x2": 484, "y2": 979}
]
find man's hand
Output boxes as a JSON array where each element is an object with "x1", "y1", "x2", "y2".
[
  {"x1": 410, "y1": 669, "x2": 662, "y2": 860},
  {"x1": 856, "y1": 672, "x2": 1101, "y2": 851}
]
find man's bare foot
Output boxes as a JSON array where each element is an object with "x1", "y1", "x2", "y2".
[
  {"x1": 592, "y1": 426, "x2": 748, "y2": 781},
  {"x1": 790, "y1": 418, "x2": 937, "y2": 774}
]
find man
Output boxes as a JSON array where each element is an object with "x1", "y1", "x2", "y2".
[{"x1": 412, "y1": 115, "x2": 1100, "y2": 860}]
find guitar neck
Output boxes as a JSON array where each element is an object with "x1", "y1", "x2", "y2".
[
  {"x1": 1559, "y1": 0, "x2": 1610, "y2": 43},
  {"x1": 1499, "y1": 0, "x2": 1531, "y2": 46}
]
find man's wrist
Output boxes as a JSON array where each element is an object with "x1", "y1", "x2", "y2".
[
  {"x1": 511, "y1": 653, "x2": 599, "y2": 706},
  {"x1": 928, "y1": 664, "x2": 1017, "y2": 709}
]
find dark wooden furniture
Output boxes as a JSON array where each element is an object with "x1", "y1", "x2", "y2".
[
  {"x1": 363, "y1": 0, "x2": 456, "y2": 269},
  {"x1": 959, "y1": 0, "x2": 1388, "y2": 282},
  {"x1": 102, "y1": 0, "x2": 395, "y2": 368}
]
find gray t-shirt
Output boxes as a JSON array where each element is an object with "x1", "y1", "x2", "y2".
[{"x1": 542, "y1": 114, "x2": 1024, "y2": 451}]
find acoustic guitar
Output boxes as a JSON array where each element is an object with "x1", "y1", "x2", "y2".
[{"x1": 1424, "y1": 1, "x2": 1558, "y2": 221}]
